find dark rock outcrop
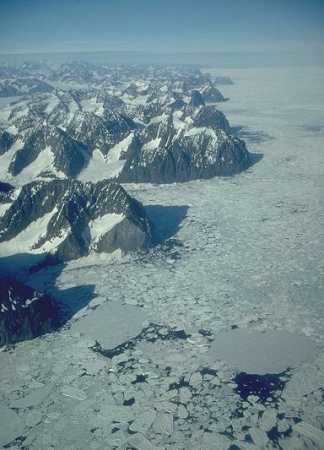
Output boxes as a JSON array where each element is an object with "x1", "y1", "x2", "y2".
[
  {"x1": 0, "y1": 277, "x2": 59, "y2": 346},
  {"x1": 190, "y1": 90, "x2": 205, "y2": 108},
  {"x1": 0, "y1": 129, "x2": 15, "y2": 155},
  {"x1": 0, "y1": 181, "x2": 14, "y2": 203},
  {"x1": 118, "y1": 115, "x2": 251, "y2": 183},
  {"x1": 201, "y1": 83, "x2": 226, "y2": 103},
  {"x1": 193, "y1": 105, "x2": 230, "y2": 133}
]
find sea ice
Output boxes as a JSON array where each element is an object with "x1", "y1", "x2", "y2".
[{"x1": 209, "y1": 328, "x2": 316, "y2": 374}]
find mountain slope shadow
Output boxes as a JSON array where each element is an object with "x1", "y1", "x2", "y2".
[
  {"x1": 231, "y1": 125, "x2": 273, "y2": 145},
  {"x1": 145, "y1": 204, "x2": 189, "y2": 244},
  {"x1": 51, "y1": 284, "x2": 96, "y2": 323},
  {"x1": 229, "y1": 126, "x2": 265, "y2": 169},
  {"x1": 0, "y1": 204, "x2": 188, "y2": 343},
  {"x1": 248, "y1": 152, "x2": 264, "y2": 166}
]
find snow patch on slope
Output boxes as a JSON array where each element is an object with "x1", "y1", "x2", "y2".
[
  {"x1": 0, "y1": 202, "x2": 12, "y2": 218},
  {"x1": 81, "y1": 98, "x2": 105, "y2": 117},
  {"x1": 77, "y1": 148, "x2": 106, "y2": 182},
  {"x1": 78, "y1": 134, "x2": 133, "y2": 182},
  {"x1": 106, "y1": 133, "x2": 133, "y2": 163},
  {"x1": 88, "y1": 213, "x2": 124, "y2": 250},
  {"x1": 45, "y1": 95, "x2": 60, "y2": 115},
  {"x1": 0, "y1": 138, "x2": 24, "y2": 180},
  {"x1": 142, "y1": 137, "x2": 161, "y2": 153},
  {"x1": 173, "y1": 111, "x2": 186, "y2": 130},
  {"x1": 38, "y1": 229, "x2": 70, "y2": 253},
  {"x1": 19, "y1": 146, "x2": 65, "y2": 182},
  {"x1": 0, "y1": 207, "x2": 58, "y2": 256}
]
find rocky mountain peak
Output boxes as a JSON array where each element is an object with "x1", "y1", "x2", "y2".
[{"x1": 0, "y1": 178, "x2": 152, "y2": 260}]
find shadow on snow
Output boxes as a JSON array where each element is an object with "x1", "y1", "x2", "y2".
[
  {"x1": 0, "y1": 203, "x2": 189, "y2": 342},
  {"x1": 145, "y1": 204, "x2": 189, "y2": 244}
]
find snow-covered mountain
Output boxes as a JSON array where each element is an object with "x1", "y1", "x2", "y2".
[
  {"x1": 8, "y1": 123, "x2": 90, "y2": 178},
  {"x1": 118, "y1": 110, "x2": 250, "y2": 183},
  {"x1": 0, "y1": 178, "x2": 152, "y2": 260},
  {"x1": 0, "y1": 77, "x2": 54, "y2": 97},
  {"x1": 67, "y1": 109, "x2": 137, "y2": 156},
  {"x1": 0, "y1": 64, "x2": 249, "y2": 184},
  {"x1": 0, "y1": 277, "x2": 59, "y2": 346}
]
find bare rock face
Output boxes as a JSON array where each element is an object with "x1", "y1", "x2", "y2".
[
  {"x1": 0, "y1": 277, "x2": 59, "y2": 346},
  {"x1": 189, "y1": 90, "x2": 205, "y2": 108},
  {"x1": 0, "y1": 181, "x2": 14, "y2": 203},
  {"x1": 0, "y1": 178, "x2": 152, "y2": 260},
  {"x1": 192, "y1": 105, "x2": 231, "y2": 134},
  {"x1": 0, "y1": 128, "x2": 15, "y2": 155},
  {"x1": 118, "y1": 114, "x2": 251, "y2": 183},
  {"x1": 200, "y1": 82, "x2": 227, "y2": 102},
  {"x1": 9, "y1": 124, "x2": 90, "y2": 177}
]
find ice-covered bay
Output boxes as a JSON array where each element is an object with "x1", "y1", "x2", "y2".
[{"x1": 1, "y1": 66, "x2": 324, "y2": 449}]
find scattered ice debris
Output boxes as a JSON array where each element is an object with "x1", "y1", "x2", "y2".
[
  {"x1": 152, "y1": 412, "x2": 174, "y2": 435},
  {"x1": 129, "y1": 408, "x2": 156, "y2": 433},
  {"x1": 234, "y1": 371, "x2": 287, "y2": 403},
  {"x1": 92, "y1": 322, "x2": 190, "y2": 358},
  {"x1": 294, "y1": 422, "x2": 324, "y2": 449}
]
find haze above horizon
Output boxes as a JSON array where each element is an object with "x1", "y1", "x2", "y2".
[{"x1": 0, "y1": 0, "x2": 324, "y2": 58}]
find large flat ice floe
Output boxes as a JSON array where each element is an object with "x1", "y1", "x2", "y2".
[
  {"x1": 209, "y1": 328, "x2": 317, "y2": 374},
  {"x1": 70, "y1": 301, "x2": 148, "y2": 350}
]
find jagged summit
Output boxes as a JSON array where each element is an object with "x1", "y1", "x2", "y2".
[
  {"x1": 8, "y1": 123, "x2": 90, "y2": 178},
  {"x1": 201, "y1": 82, "x2": 227, "y2": 103},
  {"x1": 192, "y1": 105, "x2": 231, "y2": 133},
  {"x1": 0, "y1": 178, "x2": 152, "y2": 260},
  {"x1": 68, "y1": 109, "x2": 137, "y2": 156},
  {"x1": 0, "y1": 64, "x2": 250, "y2": 184}
]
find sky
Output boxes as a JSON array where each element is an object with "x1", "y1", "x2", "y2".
[{"x1": 0, "y1": 0, "x2": 324, "y2": 55}]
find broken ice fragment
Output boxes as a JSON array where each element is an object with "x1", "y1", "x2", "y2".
[
  {"x1": 152, "y1": 412, "x2": 174, "y2": 434},
  {"x1": 129, "y1": 409, "x2": 156, "y2": 433}
]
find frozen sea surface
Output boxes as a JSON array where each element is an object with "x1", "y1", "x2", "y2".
[
  {"x1": 1, "y1": 66, "x2": 324, "y2": 449},
  {"x1": 209, "y1": 329, "x2": 316, "y2": 375}
]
